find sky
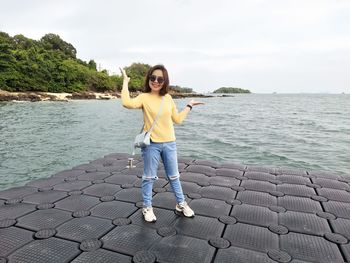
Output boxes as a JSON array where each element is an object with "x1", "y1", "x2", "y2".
[{"x1": 1, "y1": 0, "x2": 349, "y2": 93}]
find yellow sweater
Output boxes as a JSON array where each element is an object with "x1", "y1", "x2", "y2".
[{"x1": 121, "y1": 89, "x2": 189, "y2": 142}]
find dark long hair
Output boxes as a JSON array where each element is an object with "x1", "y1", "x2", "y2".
[{"x1": 144, "y1": 64, "x2": 169, "y2": 96}]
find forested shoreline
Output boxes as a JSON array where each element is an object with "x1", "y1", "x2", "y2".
[
  {"x1": 0, "y1": 32, "x2": 249, "y2": 101},
  {"x1": 0, "y1": 32, "x2": 193, "y2": 94}
]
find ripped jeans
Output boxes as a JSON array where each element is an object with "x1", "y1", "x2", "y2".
[{"x1": 141, "y1": 141, "x2": 185, "y2": 208}]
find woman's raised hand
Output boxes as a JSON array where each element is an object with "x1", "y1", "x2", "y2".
[
  {"x1": 188, "y1": 99, "x2": 205, "y2": 107},
  {"x1": 119, "y1": 67, "x2": 130, "y2": 83}
]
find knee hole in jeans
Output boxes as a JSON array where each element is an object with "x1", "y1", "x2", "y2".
[
  {"x1": 142, "y1": 175, "x2": 158, "y2": 181},
  {"x1": 169, "y1": 175, "x2": 180, "y2": 180}
]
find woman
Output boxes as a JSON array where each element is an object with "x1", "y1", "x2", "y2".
[{"x1": 120, "y1": 64, "x2": 204, "y2": 222}]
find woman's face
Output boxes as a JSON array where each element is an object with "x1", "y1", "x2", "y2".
[{"x1": 149, "y1": 69, "x2": 164, "y2": 93}]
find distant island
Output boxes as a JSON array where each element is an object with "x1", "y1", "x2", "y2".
[{"x1": 213, "y1": 87, "x2": 251, "y2": 93}]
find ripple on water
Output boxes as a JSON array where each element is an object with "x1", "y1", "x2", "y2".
[{"x1": 1, "y1": 94, "x2": 350, "y2": 190}]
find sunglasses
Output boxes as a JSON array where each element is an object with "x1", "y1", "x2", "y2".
[{"x1": 149, "y1": 75, "x2": 165, "y2": 84}]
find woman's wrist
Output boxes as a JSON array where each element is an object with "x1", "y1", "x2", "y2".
[{"x1": 186, "y1": 104, "x2": 193, "y2": 110}]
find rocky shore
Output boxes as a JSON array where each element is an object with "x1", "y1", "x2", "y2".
[{"x1": 0, "y1": 90, "x2": 212, "y2": 102}]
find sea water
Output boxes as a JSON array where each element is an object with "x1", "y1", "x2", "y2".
[{"x1": 0, "y1": 94, "x2": 349, "y2": 190}]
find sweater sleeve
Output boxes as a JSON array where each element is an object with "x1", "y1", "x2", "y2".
[
  {"x1": 171, "y1": 96, "x2": 189, "y2": 124},
  {"x1": 121, "y1": 88, "x2": 143, "y2": 109}
]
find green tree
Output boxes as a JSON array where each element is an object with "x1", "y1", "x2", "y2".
[
  {"x1": 124, "y1": 63, "x2": 151, "y2": 91},
  {"x1": 111, "y1": 75, "x2": 123, "y2": 91},
  {"x1": 59, "y1": 59, "x2": 89, "y2": 92},
  {"x1": 40, "y1": 33, "x2": 77, "y2": 59},
  {"x1": 88, "y1": 59, "x2": 97, "y2": 70},
  {"x1": 13, "y1": 34, "x2": 36, "y2": 50},
  {"x1": 0, "y1": 42, "x2": 18, "y2": 90},
  {"x1": 0, "y1": 32, "x2": 11, "y2": 41},
  {"x1": 87, "y1": 71, "x2": 115, "y2": 92}
]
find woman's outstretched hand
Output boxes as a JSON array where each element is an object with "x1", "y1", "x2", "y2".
[
  {"x1": 119, "y1": 67, "x2": 130, "y2": 83},
  {"x1": 188, "y1": 99, "x2": 205, "y2": 107}
]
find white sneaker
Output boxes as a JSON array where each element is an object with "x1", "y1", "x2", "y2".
[
  {"x1": 176, "y1": 201, "x2": 195, "y2": 217},
  {"x1": 142, "y1": 206, "x2": 157, "y2": 222}
]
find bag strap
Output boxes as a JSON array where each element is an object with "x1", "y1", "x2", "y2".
[
  {"x1": 141, "y1": 96, "x2": 165, "y2": 133},
  {"x1": 132, "y1": 96, "x2": 165, "y2": 156}
]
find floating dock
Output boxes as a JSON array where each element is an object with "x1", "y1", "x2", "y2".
[{"x1": 0, "y1": 153, "x2": 350, "y2": 263}]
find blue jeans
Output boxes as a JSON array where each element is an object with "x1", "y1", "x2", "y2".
[{"x1": 141, "y1": 141, "x2": 185, "y2": 207}]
